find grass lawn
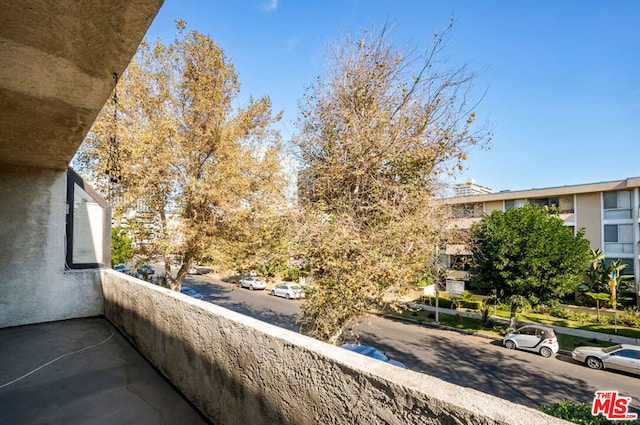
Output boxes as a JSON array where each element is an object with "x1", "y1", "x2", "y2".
[
  {"x1": 489, "y1": 309, "x2": 640, "y2": 339},
  {"x1": 384, "y1": 305, "x2": 637, "y2": 351},
  {"x1": 386, "y1": 306, "x2": 507, "y2": 337}
]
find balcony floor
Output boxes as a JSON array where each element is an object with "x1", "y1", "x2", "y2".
[{"x1": 0, "y1": 317, "x2": 209, "y2": 424}]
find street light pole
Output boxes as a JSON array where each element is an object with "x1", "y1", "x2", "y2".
[{"x1": 434, "y1": 244, "x2": 439, "y2": 324}]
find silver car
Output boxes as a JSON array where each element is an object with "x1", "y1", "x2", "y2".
[
  {"x1": 572, "y1": 344, "x2": 640, "y2": 374},
  {"x1": 239, "y1": 276, "x2": 267, "y2": 290},
  {"x1": 503, "y1": 325, "x2": 559, "y2": 358},
  {"x1": 270, "y1": 284, "x2": 305, "y2": 299}
]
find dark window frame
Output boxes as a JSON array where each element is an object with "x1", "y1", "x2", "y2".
[{"x1": 65, "y1": 168, "x2": 111, "y2": 269}]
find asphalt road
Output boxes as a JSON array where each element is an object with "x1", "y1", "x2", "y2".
[{"x1": 185, "y1": 274, "x2": 640, "y2": 413}]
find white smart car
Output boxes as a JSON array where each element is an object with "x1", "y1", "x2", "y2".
[{"x1": 503, "y1": 325, "x2": 559, "y2": 358}]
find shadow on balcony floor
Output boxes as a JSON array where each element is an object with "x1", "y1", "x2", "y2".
[{"x1": 0, "y1": 317, "x2": 210, "y2": 425}]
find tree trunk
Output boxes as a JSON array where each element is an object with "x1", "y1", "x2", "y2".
[
  {"x1": 595, "y1": 299, "x2": 600, "y2": 323},
  {"x1": 163, "y1": 253, "x2": 192, "y2": 291},
  {"x1": 173, "y1": 259, "x2": 191, "y2": 290},
  {"x1": 328, "y1": 328, "x2": 344, "y2": 346},
  {"x1": 509, "y1": 304, "x2": 518, "y2": 329}
]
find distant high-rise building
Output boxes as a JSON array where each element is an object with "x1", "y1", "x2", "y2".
[{"x1": 453, "y1": 179, "x2": 492, "y2": 197}]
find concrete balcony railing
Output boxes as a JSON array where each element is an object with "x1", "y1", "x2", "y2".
[{"x1": 101, "y1": 270, "x2": 568, "y2": 425}]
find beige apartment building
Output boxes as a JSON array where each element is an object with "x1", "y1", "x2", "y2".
[{"x1": 444, "y1": 177, "x2": 640, "y2": 299}]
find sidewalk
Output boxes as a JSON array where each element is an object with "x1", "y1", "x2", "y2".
[{"x1": 406, "y1": 303, "x2": 640, "y2": 350}]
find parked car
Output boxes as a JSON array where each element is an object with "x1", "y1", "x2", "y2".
[
  {"x1": 270, "y1": 284, "x2": 305, "y2": 299},
  {"x1": 187, "y1": 266, "x2": 211, "y2": 275},
  {"x1": 180, "y1": 287, "x2": 203, "y2": 300},
  {"x1": 239, "y1": 276, "x2": 267, "y2": 290},
  {"x1": 113, "y1": 264, "x2": 131, "y2": 274},
  {"x1": 503, "y1": 325, "x2": 559, "y2": 358},
  {"x1": 572, "y1": 344, "x2": 640, "y2": 374},
  {"x1": 341, "y1": 344, "x2": 407, "y2": 368},
  {"x1": 137, "y1": 264, "x2": 154, "y2": 275}
]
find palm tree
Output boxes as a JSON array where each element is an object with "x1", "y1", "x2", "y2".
[{"x1": 583, "y1": 249, "x2": 632, "y2": 322}]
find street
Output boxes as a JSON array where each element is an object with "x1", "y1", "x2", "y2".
[{"x1": 185, "y1": 274, "x2": 640, "y2": 413}]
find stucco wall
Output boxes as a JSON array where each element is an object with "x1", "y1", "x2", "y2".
[
  {"x1": 0, "y1": 165, "x2": 103, "y2": 327},
  {"x1": 102, "y1": 271, "x2": 569, "y2": 425},
  {"x1": 576, "y1": 192, "x2": 602, "y2": 250},
  {"x1": 484, "y1": 200, "x2": 503, "y2": 213}
]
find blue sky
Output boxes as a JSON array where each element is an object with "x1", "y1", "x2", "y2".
[{"x1": 144, "y1": 1, "x2": 640, "y2": 193}]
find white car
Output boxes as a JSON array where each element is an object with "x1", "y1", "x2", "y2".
[
  {"x1": 503, "y1": 325, "x2": 559, "y2": 358},
  {"x1": 239, "y1": 276, "x2": 267, "y2": 290},
  {"x1": 270, "y1": 284, "x2": 305, "y2": 299},
  {"x1": 572, "y1": 344, "x2": 640, "y2": 374}
]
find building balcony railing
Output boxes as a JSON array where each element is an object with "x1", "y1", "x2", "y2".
[{"x1": 97, "y1": 271, "x2": 566, "y2": 425}]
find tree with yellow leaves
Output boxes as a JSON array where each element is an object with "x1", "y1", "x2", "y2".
[
  {"x1": 76, "y1": 21, "x2": 287, "y2": 290},
  {"x1": 293, "y1": 22, "x2": 491, "y2": 342}
]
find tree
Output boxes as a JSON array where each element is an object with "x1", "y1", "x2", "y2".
[
  {"x1": 583, "y1": 248, "x2": 633, "y2": 321},
  {"x1": 293, "y1": 22, "x2": 491, "y2": 342},
  {"x1": 469, "y1": 204, "x2": 591, "y2": 325},
  {"x1": 212, "y1": 207, "x2": 294, "y2": 279},
  {"x1": 76, "y1": 21, "x2": 287, "y2": 290},
  {"x1": 111, "y1": 226, "x2": 133, "y2": 266}
]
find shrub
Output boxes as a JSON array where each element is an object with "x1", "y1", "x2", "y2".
[
  {"x1": 573, "y1": 312, "x2": 592, "y2": 325},
  {"x1": 541, "y1": 400, "x2": 617, "y2": 424},
  {"x1": 533, "y1": 304, "x2": 551, "y2": 315},
  {"x1": 284, "y1": 268, "x2": 302, "y2": 282},
  {"x1": 459, "y1": 290, "x2": 474, "y2": 302},
  {"x1": 421, "y1": 296, "x2": 457, "y2": 309},
  {"x1": 549, "y1": 307, "x2": 572, "y2": 319},
  {"x1": 496, "y1": 303, "x2": 512, "y2": 312},
  {"x1": 618, "y1": 307, "x2": 640, "y2": 327},
  {"x1": 459, "y1": 300, "x2": 483, "y2": 310}
]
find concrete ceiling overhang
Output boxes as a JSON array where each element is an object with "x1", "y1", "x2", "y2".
[{"x1": 0, "y1": 0, "x2": 164, "y2": 170}]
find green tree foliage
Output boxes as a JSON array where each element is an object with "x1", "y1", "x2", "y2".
[
  {"x1": 76, "y1": 21, "x2": 286, "y2": 290},
  {"x1": 111, "y1": 226, "x2": 133, "y2": 266},
  {"x1": 293, "y1": 22, "x2": 491, "y2": 342},
  {"x1": 469, "y1": 204, "x2": 591, "y2": 322}
]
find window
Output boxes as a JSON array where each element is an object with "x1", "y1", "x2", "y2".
[
  {"x1": 531, "y1": 197, "x2": 559, "y2": 209},
  {"x1": 603, "y1": 190, "x2": 632, "y2": 219},
  {"x1": 504, "y1": 199, "x2": 526, "y2": 210},
  {"x1": 602, "y1": 258, "x2": 635, "y2": 279},
  {"x1": 603, "y1": 258, "x2": 635, "y2": 277},
  {"x1": 65, "y1": 168, "x2": 111, "y2": 269},
  {"x1": 613, "y1": 349, "x2": 640, "y2": 360},
  {"x1": 604, "y1": 224, "x2": 634, "y2": 254}
]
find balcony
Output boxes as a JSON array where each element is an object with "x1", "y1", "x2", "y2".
[{"x1": 0, "y1": 271, "x2": 569, "y2": 424}]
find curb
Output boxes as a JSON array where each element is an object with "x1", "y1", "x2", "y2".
[
  {"x1": 382, "y1": 313, "x2": 501, "y2": 341},
  {"x1": 381, "y1": 314, "x2": 573, "y2": 356}
]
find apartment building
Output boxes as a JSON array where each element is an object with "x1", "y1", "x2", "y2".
[{"x1": 443, "y1": 177, "x2": 640, "y2": 299}]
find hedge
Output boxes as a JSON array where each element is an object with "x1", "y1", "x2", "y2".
[{"x1": 421, "y1": 296, "x2": 456, "y2": 309}]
